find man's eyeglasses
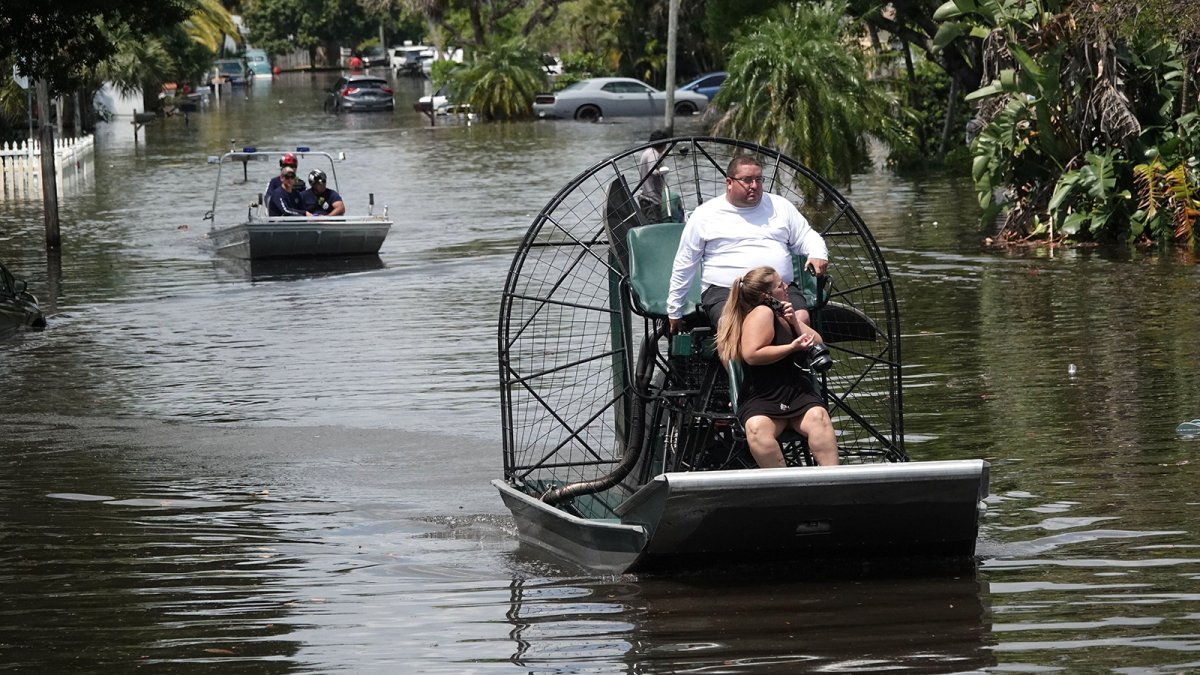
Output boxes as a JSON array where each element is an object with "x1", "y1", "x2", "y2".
[
  {"x1": 732, "y1": 175, "x2": 765, "y2": 187},
  {"x1": 282, "y1": 175, "x2": 295, "y2": 181}
]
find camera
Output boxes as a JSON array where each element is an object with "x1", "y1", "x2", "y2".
[{"x1": 806, "y1": 343, "x2": 833, "y2": 373}]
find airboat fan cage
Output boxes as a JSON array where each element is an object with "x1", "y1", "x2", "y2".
[{"x1": 497, "y1": 137, "x2": 903, "y2": 500}]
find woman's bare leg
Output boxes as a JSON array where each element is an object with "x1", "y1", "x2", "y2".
[
  {"x1": 796, "y1": 406, "x2": 838, "y2": 465},
  {"x1": 744, "y1": 415, "x2": 787, "y2": 468}
]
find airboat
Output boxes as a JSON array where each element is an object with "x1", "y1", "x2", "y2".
[
  {"x1": 204, "y1": 148, "x2": 392, "y2": 260},
  {"x1": 495, "y1": 137, "x2": 989, "y2": 574}
]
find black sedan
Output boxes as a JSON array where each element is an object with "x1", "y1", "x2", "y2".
[
  {"x1": 0, "y1": 261, "x2": 45, "y2": 333},
  {"x1": 324, "y1": 75, "x2": 395, "y2": 113}
]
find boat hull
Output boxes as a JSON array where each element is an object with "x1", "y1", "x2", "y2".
[
  {"x1": 496, "y1": 459, "x2": 989, "y2": 573},
  {"x1": 209, "y1": 217, "x2": 392, "y2": 259}
]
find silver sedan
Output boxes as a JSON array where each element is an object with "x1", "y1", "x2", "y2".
[{"x1": 532, "y1": 77, "x2": 709, "y2": 122}]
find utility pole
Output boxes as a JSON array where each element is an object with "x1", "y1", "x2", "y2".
[
  {"x1": 663, "y1": 0, "x2": 679, "y2": 135},
  {"x1": 36, "y1": 78, "x2": 61, "y2": 250}
]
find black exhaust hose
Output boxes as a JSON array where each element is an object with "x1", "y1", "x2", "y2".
[{"x1": 541, "y1": 321, "x2": 667, "y2": 505}]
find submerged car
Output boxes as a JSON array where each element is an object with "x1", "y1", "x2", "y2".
[
  {"x1": 679, "y1": 71, "x2": 727, "y2": 101},
  {"x1": 212, "y1": 59, "x2": 252, "y2": 87},
  {"x1": 0, "y1": 261, "x2": 46, "y2": 332},
  {"x1": 244, "y1": 48, "x2": 271, "y2": 77},
  {"x1": 325, "y1": 75, "x2": 395, "y2": 113},
  {"x1": 532, "y1": 77, "x2": 708, "y2": 121},
  {"x1": 391, "y1": 44, "x2": 435, "y2": 76},
  {"x1": 360, "y1": 46, "x2": 389, "y2": 69},
  {"x1": 413, "y1": 84, "x2": 449, "y2": 114}
]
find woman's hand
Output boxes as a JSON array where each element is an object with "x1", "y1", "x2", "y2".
[
  {"x1": 780, "y1": 301, "x2": 795, "y2": 323},
  {"x1": 790, "y1": 332, "x2": 814, "y2": 352}
]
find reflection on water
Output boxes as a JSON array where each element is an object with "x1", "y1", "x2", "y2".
[
  {"x1": 503, "y1": 572, "x2": 994, "y2": 673},
  {"x1": 1, "y1": 72, "x2": 1200, "y2": 671},
  {"x1": 212, "y1": 254, "x2": 386, "y2": 283}
]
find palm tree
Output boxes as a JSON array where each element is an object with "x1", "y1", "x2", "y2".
[
  {"x1": 711, "y1": 1, "x2": 897, "y2": 188},
  {"x1": 93, "y1": 23, "x2": 173, "y2": 96},
  {"x1": 451, "y1": 39, "x2": 544, "y2": 121},
  {"x1": 184, "y1": 0, "x2": 240, "y2": 53}
]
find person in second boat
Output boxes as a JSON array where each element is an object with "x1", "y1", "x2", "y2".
[
  {"x1": 300, "y1": 170, "x2": 346, "y2": 217},
  {"x1": 266, "y1": 153, "x2": 306, "y2": 195},
  {"x1": 266, "y1": 166, "x2": 310, "y2": 217}
]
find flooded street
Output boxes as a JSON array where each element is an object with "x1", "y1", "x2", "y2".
[{"x1": 3, "y1": 72, "x2": 1200, "y2": 672}]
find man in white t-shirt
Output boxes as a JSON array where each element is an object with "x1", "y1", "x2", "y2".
[{"x1": 666, "y1": 155, "x2": 828, "y2": 334}]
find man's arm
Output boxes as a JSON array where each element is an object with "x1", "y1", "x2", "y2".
[
  {"x1": 269, "y1": 190, "x2": 307, "y2": 217},
  {"x1": 326, "y1": 189, "x2": 346, "y2": 216},
  {"x1": 785, "y1": 200, "x2": 829, "y2": 275},
  {"x1": 666, "y1": 222, "x2": 703, "y2": 332}
]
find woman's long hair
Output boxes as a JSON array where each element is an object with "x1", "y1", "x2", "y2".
[{"x1": 716, "y1": 266, "x2": 779, "y2": 363}]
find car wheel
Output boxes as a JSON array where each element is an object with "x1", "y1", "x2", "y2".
[
  {"x1": 574, "y1": 105, "x2": 602, "y2": 122},
  {"x1": 674, "y1": 101, "x2": 697, "y2": 116}
]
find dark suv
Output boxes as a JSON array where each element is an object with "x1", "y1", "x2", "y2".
[{"x1": 325, "y1": 75, "x2": 395, "y2": 113}]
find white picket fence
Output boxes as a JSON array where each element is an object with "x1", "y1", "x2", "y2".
[{"x1": 0, "y1": 135, "x2": 95, "y2": 200}]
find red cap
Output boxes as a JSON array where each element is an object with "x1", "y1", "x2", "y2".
[{"x1": 280, "y1": 152, "x2": 298, "y2": 168}]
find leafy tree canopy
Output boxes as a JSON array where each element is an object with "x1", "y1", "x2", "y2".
[
  {"x1": 941, "y1": 0, "x2": 1200, "y2": 247},
  {"x1": 242, "y1": 0, "x2": 375, "y2": 56},
  {"x1": 0, "y1": 0, "x2": 195, "y2": 92},
  {"x1": 713, "y1": 1, "x2": 901, "y2": 188}
]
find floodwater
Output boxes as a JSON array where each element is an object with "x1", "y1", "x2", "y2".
[{"x1": 2, "y1": 72, "x2": 1200, "y2": 672}]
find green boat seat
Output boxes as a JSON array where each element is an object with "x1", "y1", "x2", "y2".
[
  {"x1": 726, "y1": 358, "x2": 817, "y2": 467},
  {"x1": 625, "y1": 222, "x2": 702, "y2": 319}
]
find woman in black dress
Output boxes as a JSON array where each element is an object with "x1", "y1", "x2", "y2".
[{"x1": 715, "y1": 266, "x2": 838, "y2": 467}]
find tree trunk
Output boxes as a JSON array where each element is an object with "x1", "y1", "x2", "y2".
[
  {"x1": 663, "y1": 0, "x2": 678, "y2": 135},
  {"x1": 469, "y1": 2, "x2": 485, "y2": 48},
  {"x1": 904, "y1": 43, "x2": 924, "y2": 155},
  {"x1": 937, "y1": 77, "x2": 960, "y2": 159},
  {"x1": 36, "y1": 79, "x2": 60, "y2": 251},
  {"x1": 73, "y1": 91, "x2": 83, "y2": 136},
  {"x1": 55, "y1": 95, "x2": 65, "y2": 138}
]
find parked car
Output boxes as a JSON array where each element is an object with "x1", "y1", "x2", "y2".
[
  {"x1": 532, "y1": 77, "x2": 708, "y2": 122},
  {"x1": 211, "y1": 59, "x2": 252, "y2": 87},
  {"x1": 244, "y1": 48, "x2": 271, "y2": 77},
  {"x1": 0, "y1": 261, "x2": 46, "y2": 332},
  {"x1": 391, "y1": 44, "x2": 434, "y2": 76},
  {"x1": 413, "y1": 85, "x2": 449, "y2": 114},
  {"x1": 413, "y1": 87, "x2": 472, "y2": 117},
  {"x1": 679, "y1": 71, "x2": 727, "y2": 101},
  {"x1": 324, "y1": 75, "x2": 395, "y2": 113},
  {"x1": 360, "y1": 45, "x2": 389, "y2": 69}
]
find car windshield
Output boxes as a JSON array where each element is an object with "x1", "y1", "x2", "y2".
[
  {"x1": 218, "y1": 62, "x2": 242, "y2": 74},
  {"x1": 350, "y1": 79, "x2": 388, "y2": 89}
]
